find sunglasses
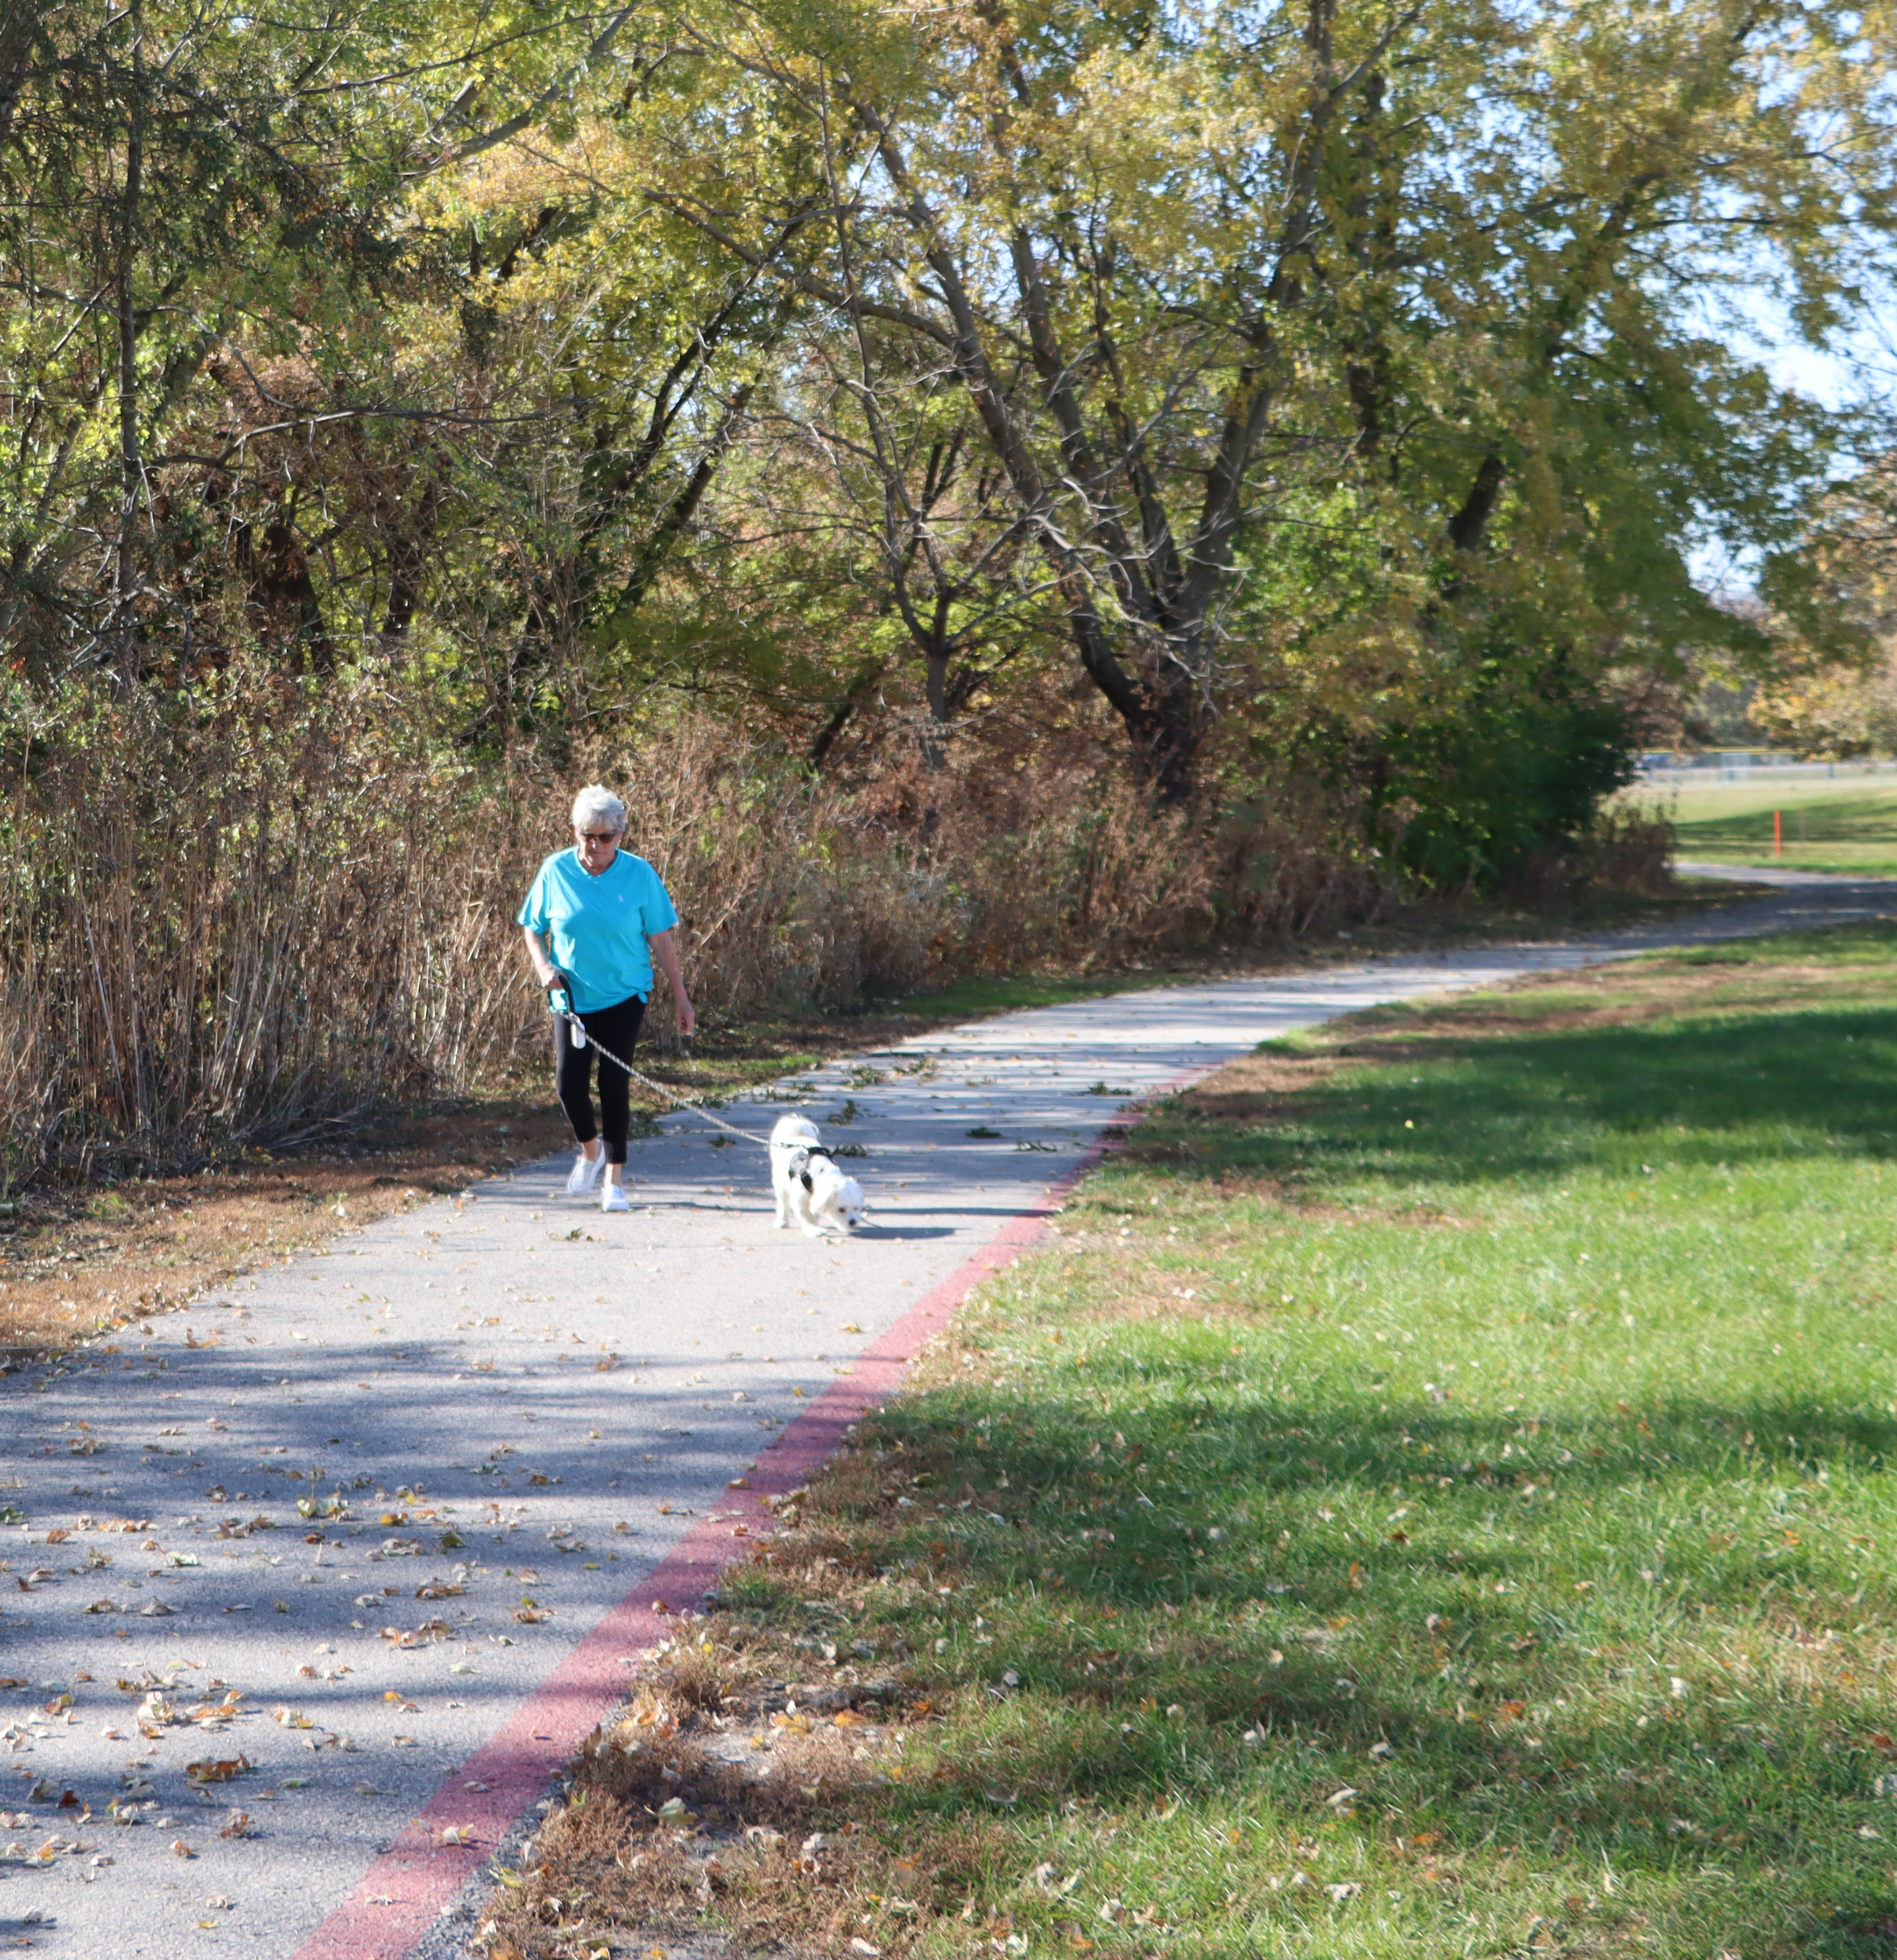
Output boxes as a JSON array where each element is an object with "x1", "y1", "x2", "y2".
[{"x1": 575, "y1": 829, "x2": 621, "y2": 843}]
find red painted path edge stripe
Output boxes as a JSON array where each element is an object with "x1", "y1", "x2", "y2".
[{"x1": 291, "y1": 1124, "x2": 1144, "y2": 1960}]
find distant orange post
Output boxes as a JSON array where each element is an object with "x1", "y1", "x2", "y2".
[{"x1": 1774, "y1": 809, "x2": 1783, "y2": 856}]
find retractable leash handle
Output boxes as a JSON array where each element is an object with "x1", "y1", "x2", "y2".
[{"x1": 546, "y1": 978, "x2": 586, "y2": 1047}]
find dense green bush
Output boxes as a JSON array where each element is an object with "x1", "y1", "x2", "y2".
[{"x1": 1365, "y1": 654, "x2": 1640, "y2": 890}]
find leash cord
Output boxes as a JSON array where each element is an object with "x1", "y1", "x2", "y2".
[{"x1": 553, "y1": 1006, "x2": 774, "y2": 1148}]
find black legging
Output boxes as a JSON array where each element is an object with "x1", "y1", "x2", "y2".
[{"x1": 554, "y1": 993, "x2": 647, "y2": 1167}]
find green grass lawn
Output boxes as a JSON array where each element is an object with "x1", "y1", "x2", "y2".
[
  {"x1": 494, "y1": 922, "x2": 1897, "y2": 1960},
  {"x1": 1643, "y1": 777, "x2": 1897, "y2": 877}
]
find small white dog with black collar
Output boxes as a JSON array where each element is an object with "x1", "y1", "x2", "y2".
[{"x1": 769, "y1": 1113, "x2": 866, "y2": 1238}]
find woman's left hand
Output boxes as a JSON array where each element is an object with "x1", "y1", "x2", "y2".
[{"x1": 674, "y1": 991, "x2": 697, "y2": 1039}]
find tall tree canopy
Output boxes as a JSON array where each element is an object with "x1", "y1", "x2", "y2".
[{"x1": 0, "y1": 0, "x2": 1891, "y2": 825}]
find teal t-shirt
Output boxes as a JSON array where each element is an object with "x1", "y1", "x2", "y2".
[{"x1": 516, "y1": 848, "x2": 680, "y2": 1012}]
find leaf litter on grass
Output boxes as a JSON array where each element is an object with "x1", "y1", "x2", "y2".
[{"x1": 487, "y1": 922, "x2": 1897, "y2": 1960}]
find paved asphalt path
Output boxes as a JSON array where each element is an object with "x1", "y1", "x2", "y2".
[{"x1": 0, "y1": 865, "x2": 1890, "y2": 1959}]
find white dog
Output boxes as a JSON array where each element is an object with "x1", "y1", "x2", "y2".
[
  {"x1": 769, "y1": 1113, "x2": 819, "y2": 1224},
  {"x1": 769, "y1": 1113, "x2": 866, "y2": 1238}
]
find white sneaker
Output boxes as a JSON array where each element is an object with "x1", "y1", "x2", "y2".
[
  {"x1": 600, "y1": 1183, "x2": 630, "y2": 1213},
  {"x1": 566, "y1": 1151, "x2": 605, "y2": 1196}
]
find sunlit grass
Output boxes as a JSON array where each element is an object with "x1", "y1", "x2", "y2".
[
  {"x1": 505, "y1": 922, "x2": 1897, "y2": 1960},
  {"x1": 1643, "y1": 779, "x2": 1897, "y2": 877}
]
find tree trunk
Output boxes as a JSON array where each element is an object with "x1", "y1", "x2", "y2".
[
  {"x1": 809, "y1": 660, "x2": 885, "y2": 768},
  {"x1": 1447, "y1": 451, "x2": 1506, "y2": 555},
  {"x1": 112, "y1": 0, "x2": 143, "y2": 682},
  {"x1": 0, "y1": 0, "x2": 38, "y2": 152},
  {"x1": 236, "y1": 513, "x2": 336, "y2": 669}
]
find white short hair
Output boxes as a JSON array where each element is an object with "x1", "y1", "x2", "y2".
[{"x1": 571, "y1": 784, "x2": 626, "y2": 834}]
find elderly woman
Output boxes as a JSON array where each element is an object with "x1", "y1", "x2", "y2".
[{"x1": 518, "y1": 785, "x2": 696, "y2": 1213}]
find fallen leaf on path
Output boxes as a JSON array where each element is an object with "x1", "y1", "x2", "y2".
[
  {"x1": 185, "y1": 1758, "x2": 250, "y2": 1785},
  {"x1": 381, "y1": 1618, "x2": 452, "y2": 1647}
]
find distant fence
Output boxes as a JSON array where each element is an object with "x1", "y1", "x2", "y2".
[{"x1": 1630, "y1": 755, "x2": 1897, "y2": 790}]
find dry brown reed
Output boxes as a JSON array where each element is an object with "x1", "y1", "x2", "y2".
[
  {"x1": 0, "y1": 676, "x2": 1400, "y2": 1187},
  {"x1": 1, "y1": 673, "x2": 542, "y2": 1182}
]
